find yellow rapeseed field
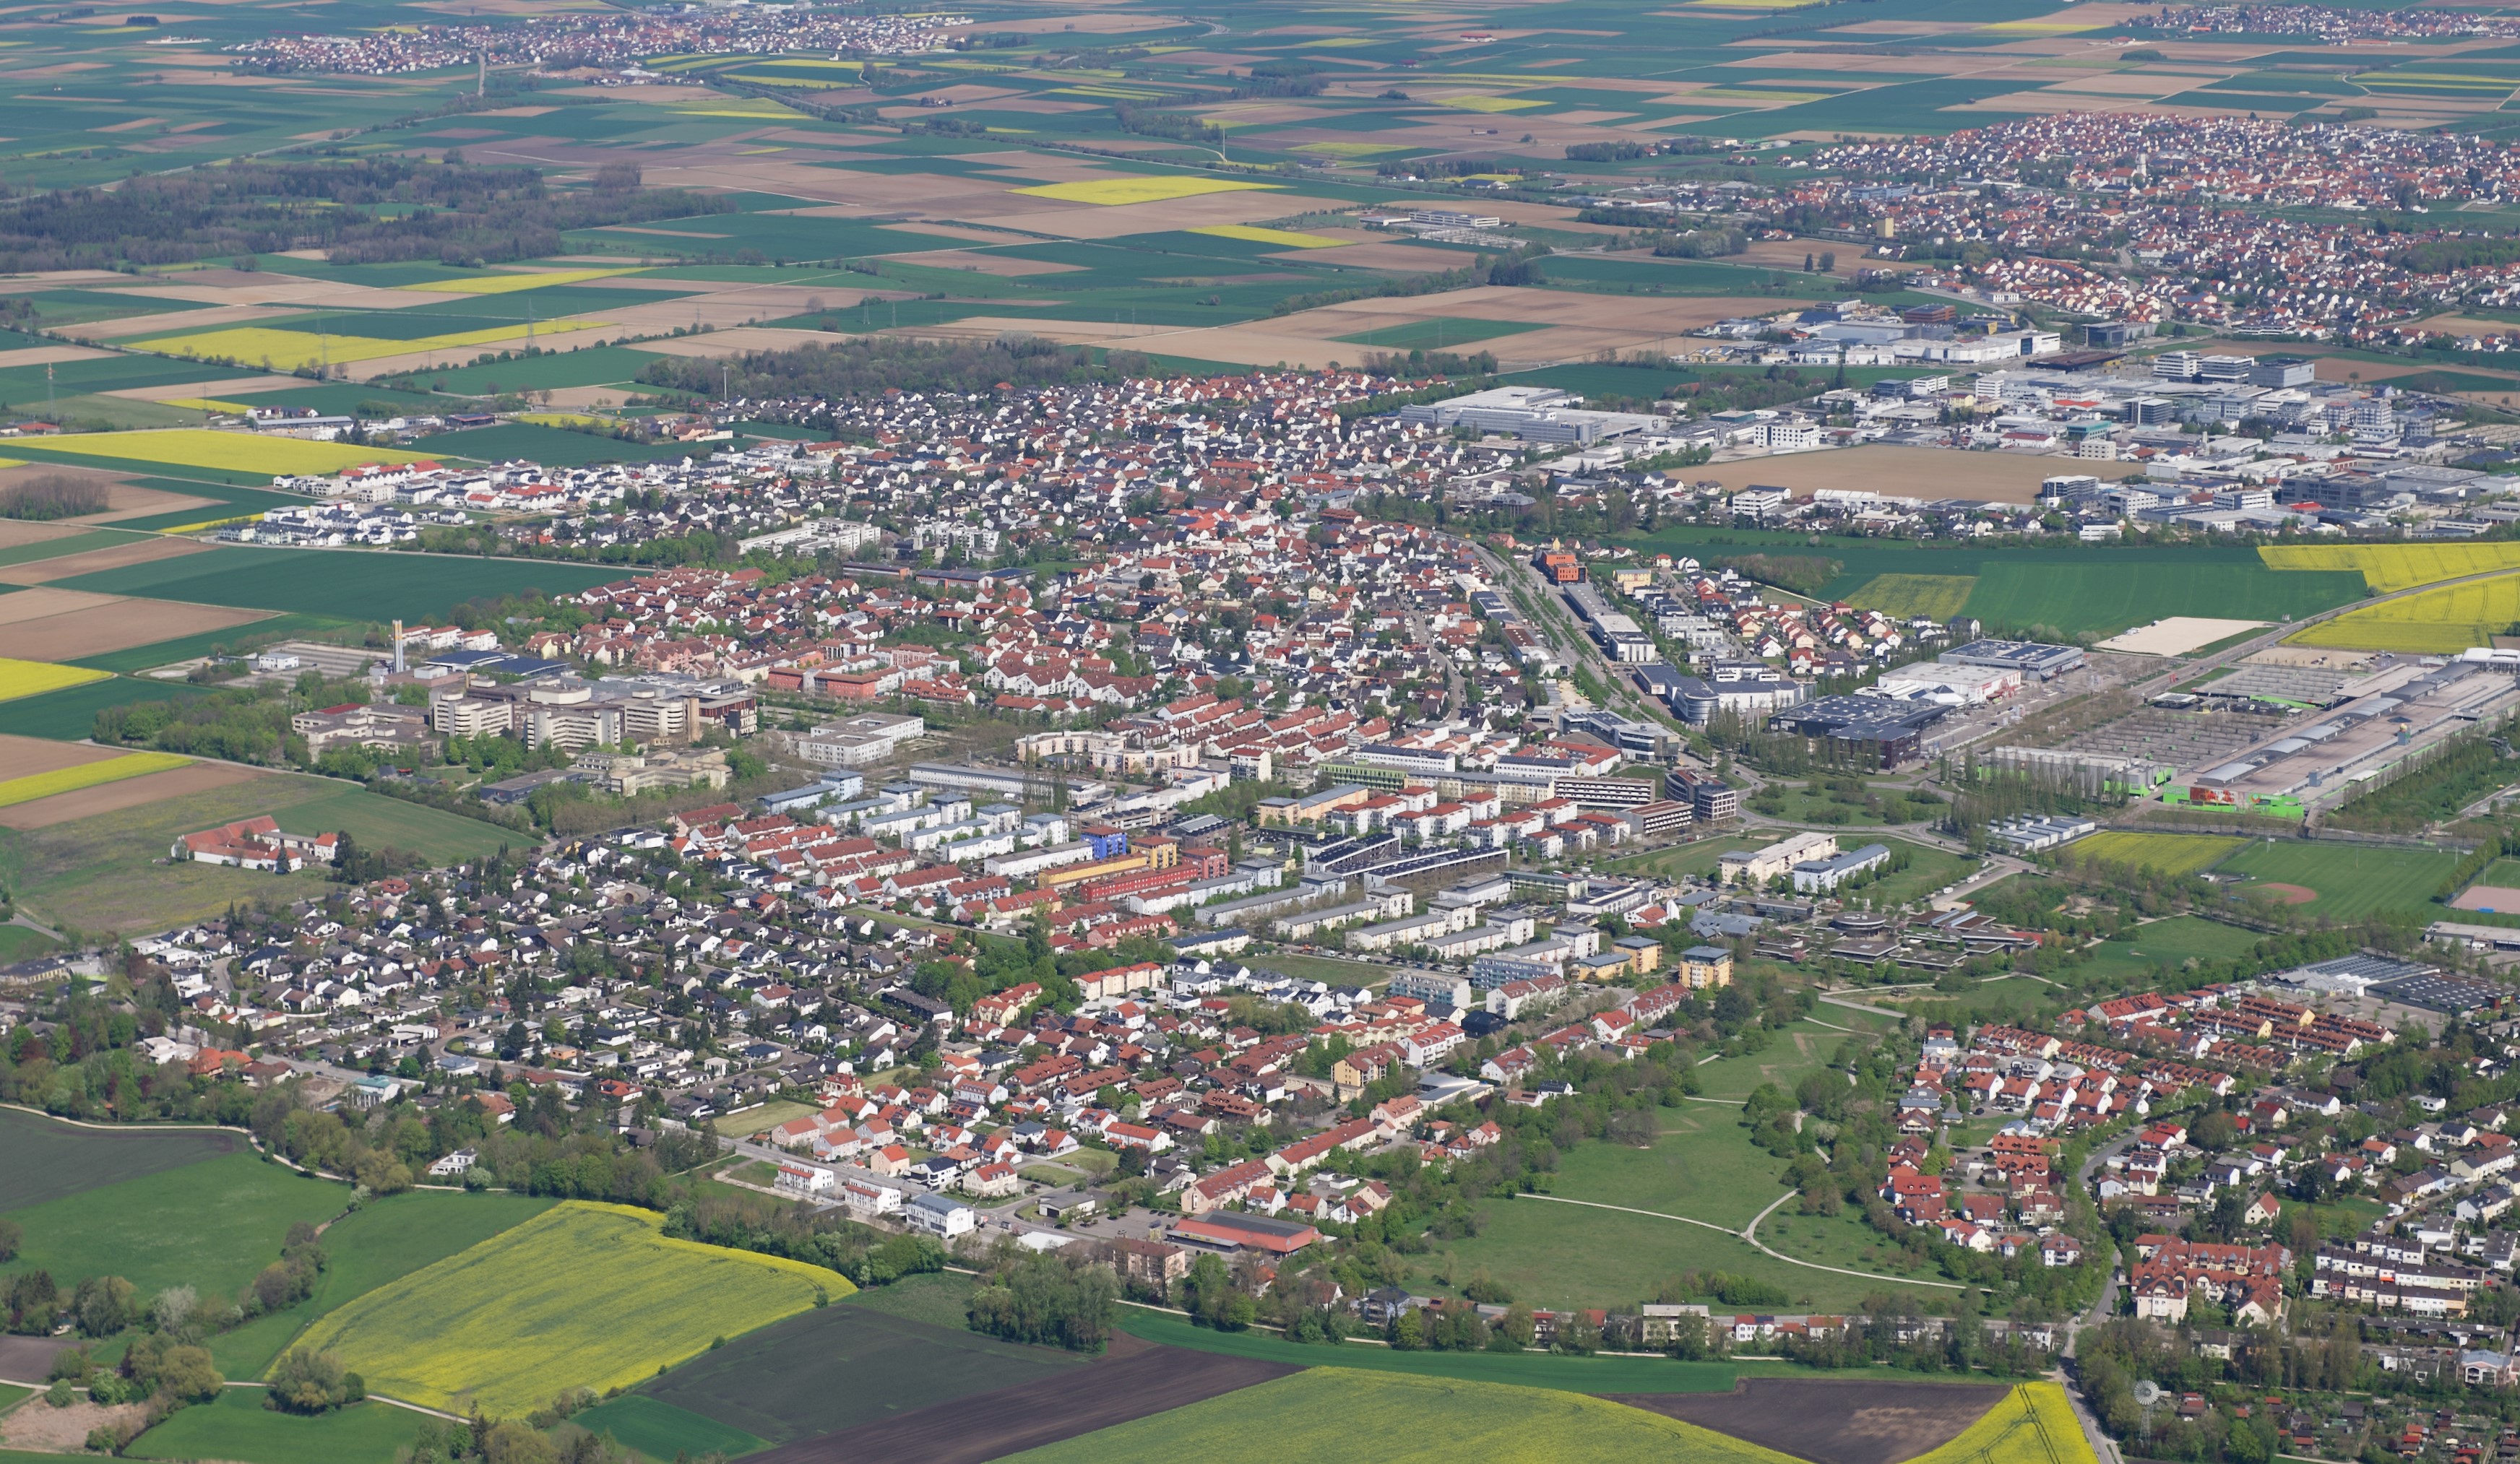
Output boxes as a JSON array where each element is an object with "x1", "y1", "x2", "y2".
[
  {"x1": 1903, "y1": 1382, "x2": 2097, "y2": 1464},
  {"x1": 1847, "y1": 573, "x2": 1977, "y2": 621},
  {"x1": 2066, "y1": 831, "x2": 2241, "y2": 878},
  {"x1": 0, "y1": 751, "x2": 187, "y2": 807},
  {"x1": 289, "y1": 1201, "x2": 849, "y2": 1417},
  {"x1": 395, "y1": 269, "x2": 642, "y2": 296},
  {"x1": 2290, "y1": 573, "x2": 2520, "y2": 654},
  {"x1": 1014, "y1": 176, "x2": 1280, "y2": 206},
  {"x1": 25, "y1": 430, "x2": 435, "y2": 476},
  {"x1": 133, "y1": 320, "x2": 606, "y2": 373},
  {"x1": 1188, "y1": 224, "x2": 1349, "y2": 249},
  {"x1": 0, "y1": 658, "x2": 111, "y2": 703},
  {"x1": 1008, "y1": 1369, "x2": 1815, "y2": 1464},
  {"x1": 2259, "y1": 542, "x2": 2520, "y2": 593}
]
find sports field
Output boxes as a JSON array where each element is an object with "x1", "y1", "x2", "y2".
[
  {"x1": 2063, "y1": 831, "x2": 2240, "y2": 878},
  {"x1": 2261, "y1": 542, "x2": 2520, "y2": 593},
  {"x1": 293, "y1": 1201, "x2": 850, "y2": 1415},
  {"x1": 4, "y1": 1148, "x2": 345, "y2": 1297},
  {"x1": 2289, "y1": 573, "x2": 2520, "y2": 654},
  {"x1": 2212, "y1": 839, "x2": 2460, "y2": 919},
  {"x1": 1006, "y1": 1368, "x2": 1804, "y2": 1464}
]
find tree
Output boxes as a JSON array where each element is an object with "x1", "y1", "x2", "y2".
[
  {"x1": 267, "y1": 1349, "x2": 358, "y2": 1414},
  {"x1": 153, "y1": 1345, "x2": 223, "y2": 1405},
  {"x1": 72, "y1": 1275, "x2": 135, "y2": 1338},
  {"x1": 4, "y1": 1269, "x2": 56, "y2": 1334}
]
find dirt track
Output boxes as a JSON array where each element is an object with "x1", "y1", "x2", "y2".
[
  {"x1": 742, "y1": 1335, "x2": 1299, "y2": 1464},
  {"x1": 1610, "y1": 1378, "x2": 2011, "y2": 1464}
]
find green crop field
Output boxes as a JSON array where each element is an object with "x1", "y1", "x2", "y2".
[
  {"x1": 0, "y1": 1106, "x2": 250, "y2": 1212},
  {"x1": 212, "y1": 1191, "x2": 556, "y2": 1379},
  {"x1": 1957, "y1": 562, "x2": 2365, "y2": 638},
  {"x1": 50, "y1": 547, "x2": 625, "y2": 619},
  {"x1": 570, "y1": 1395, "x2": 764, "y2": 1462},
  {"x1": 0, "y1": 772, "x2": 514, "y2": 935},
  {"x1": 0, "y1": 676, "x2": 212, "y2": 740},
  {"x1": 637, "y1": 1286, "x2": 1087, "y2": 1445},
  {"x1": 295, "y1": 1201, "x2": 851, "y2": 1416},
  {"x1": 1008, "y1": 1367, "x2": 1800, "y2": 1464},
  {"x1": 127, "y1": 1390, "x2": 428, "y2": 1464},
  {"x1": 4, "y1": 1149, "x2": 345, "y2": 1298},
  {"x1": 1123, "y1": 1309, "x2": 1741, "y2": 1390},
  {"x1": 2212, "y1": 840, "x2": 2461, "y2": 919}
]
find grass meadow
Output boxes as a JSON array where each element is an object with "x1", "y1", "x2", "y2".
[
  {"x1": 294, "y1": 1202, "x2": 850, "y2": 1416},
  {"x1": 0, "y1": 774, "x2": 514, "y2": 935},
  {"x1": 4, "y1": 1149, "x2": 345, "y2": 1298},
  {"x1": 0, "y1": 1106, "x2": 248, "y2": 1211},
  {"x1": 126, "y1": 1389, "x2": 428, "y2": 1464}
]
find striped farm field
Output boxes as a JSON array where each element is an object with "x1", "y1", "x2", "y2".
[
  {"x1": 396, "y1": 268, "x2": 642, "y2": 295},
  {"x1": 0, "y1": 750, "x2": 187, "y2": 807},
  {"x1": 131, "y1": 321, "x2": 605, "y2": 373},
  {"x1": 291, "y1": 1200, "x2": 850, "y2": 1416},
  {"x1": 2289, "y1": 573, "x2": 2520, "y2": 654},
  {"x1": 1014, "y1": 176, "x2": 1279, "y2": 206},
  {"x1": 17, "y1": 430, "x2": 435, "y2": 477},
  {"x1": 2063, "y1": 831, "x2": 2241, "y2": 877},
  {"x1": 0, "y1": 657, "x2": 110, "y2": 703},
  {"x1": 1188, "y1": 224, "x2": 1347, "y2": 248},
  {"x1": 2260, "y1": 542, "x2": 2520, "y2": 593},
  {"x1": 1846, "y1": 573, "x2": 1977, "y2": 621}
]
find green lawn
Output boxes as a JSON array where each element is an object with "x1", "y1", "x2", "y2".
[
  {"x1": 126, "y1": 1389, "x2": 428, "y2": 1464},
  {"x1": 5, "y1": 1149, "x2": 346, "y2": 1299},
  {"x1": 2074, "y1": 915, "x2": 2265, "y2": 984},
  {"x1": 1246, "y1": 950, "x2": 1393, "y2": 985},
  {"x1": 2212, "y1": 839, "x2": 2460, "y2": 919}
]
